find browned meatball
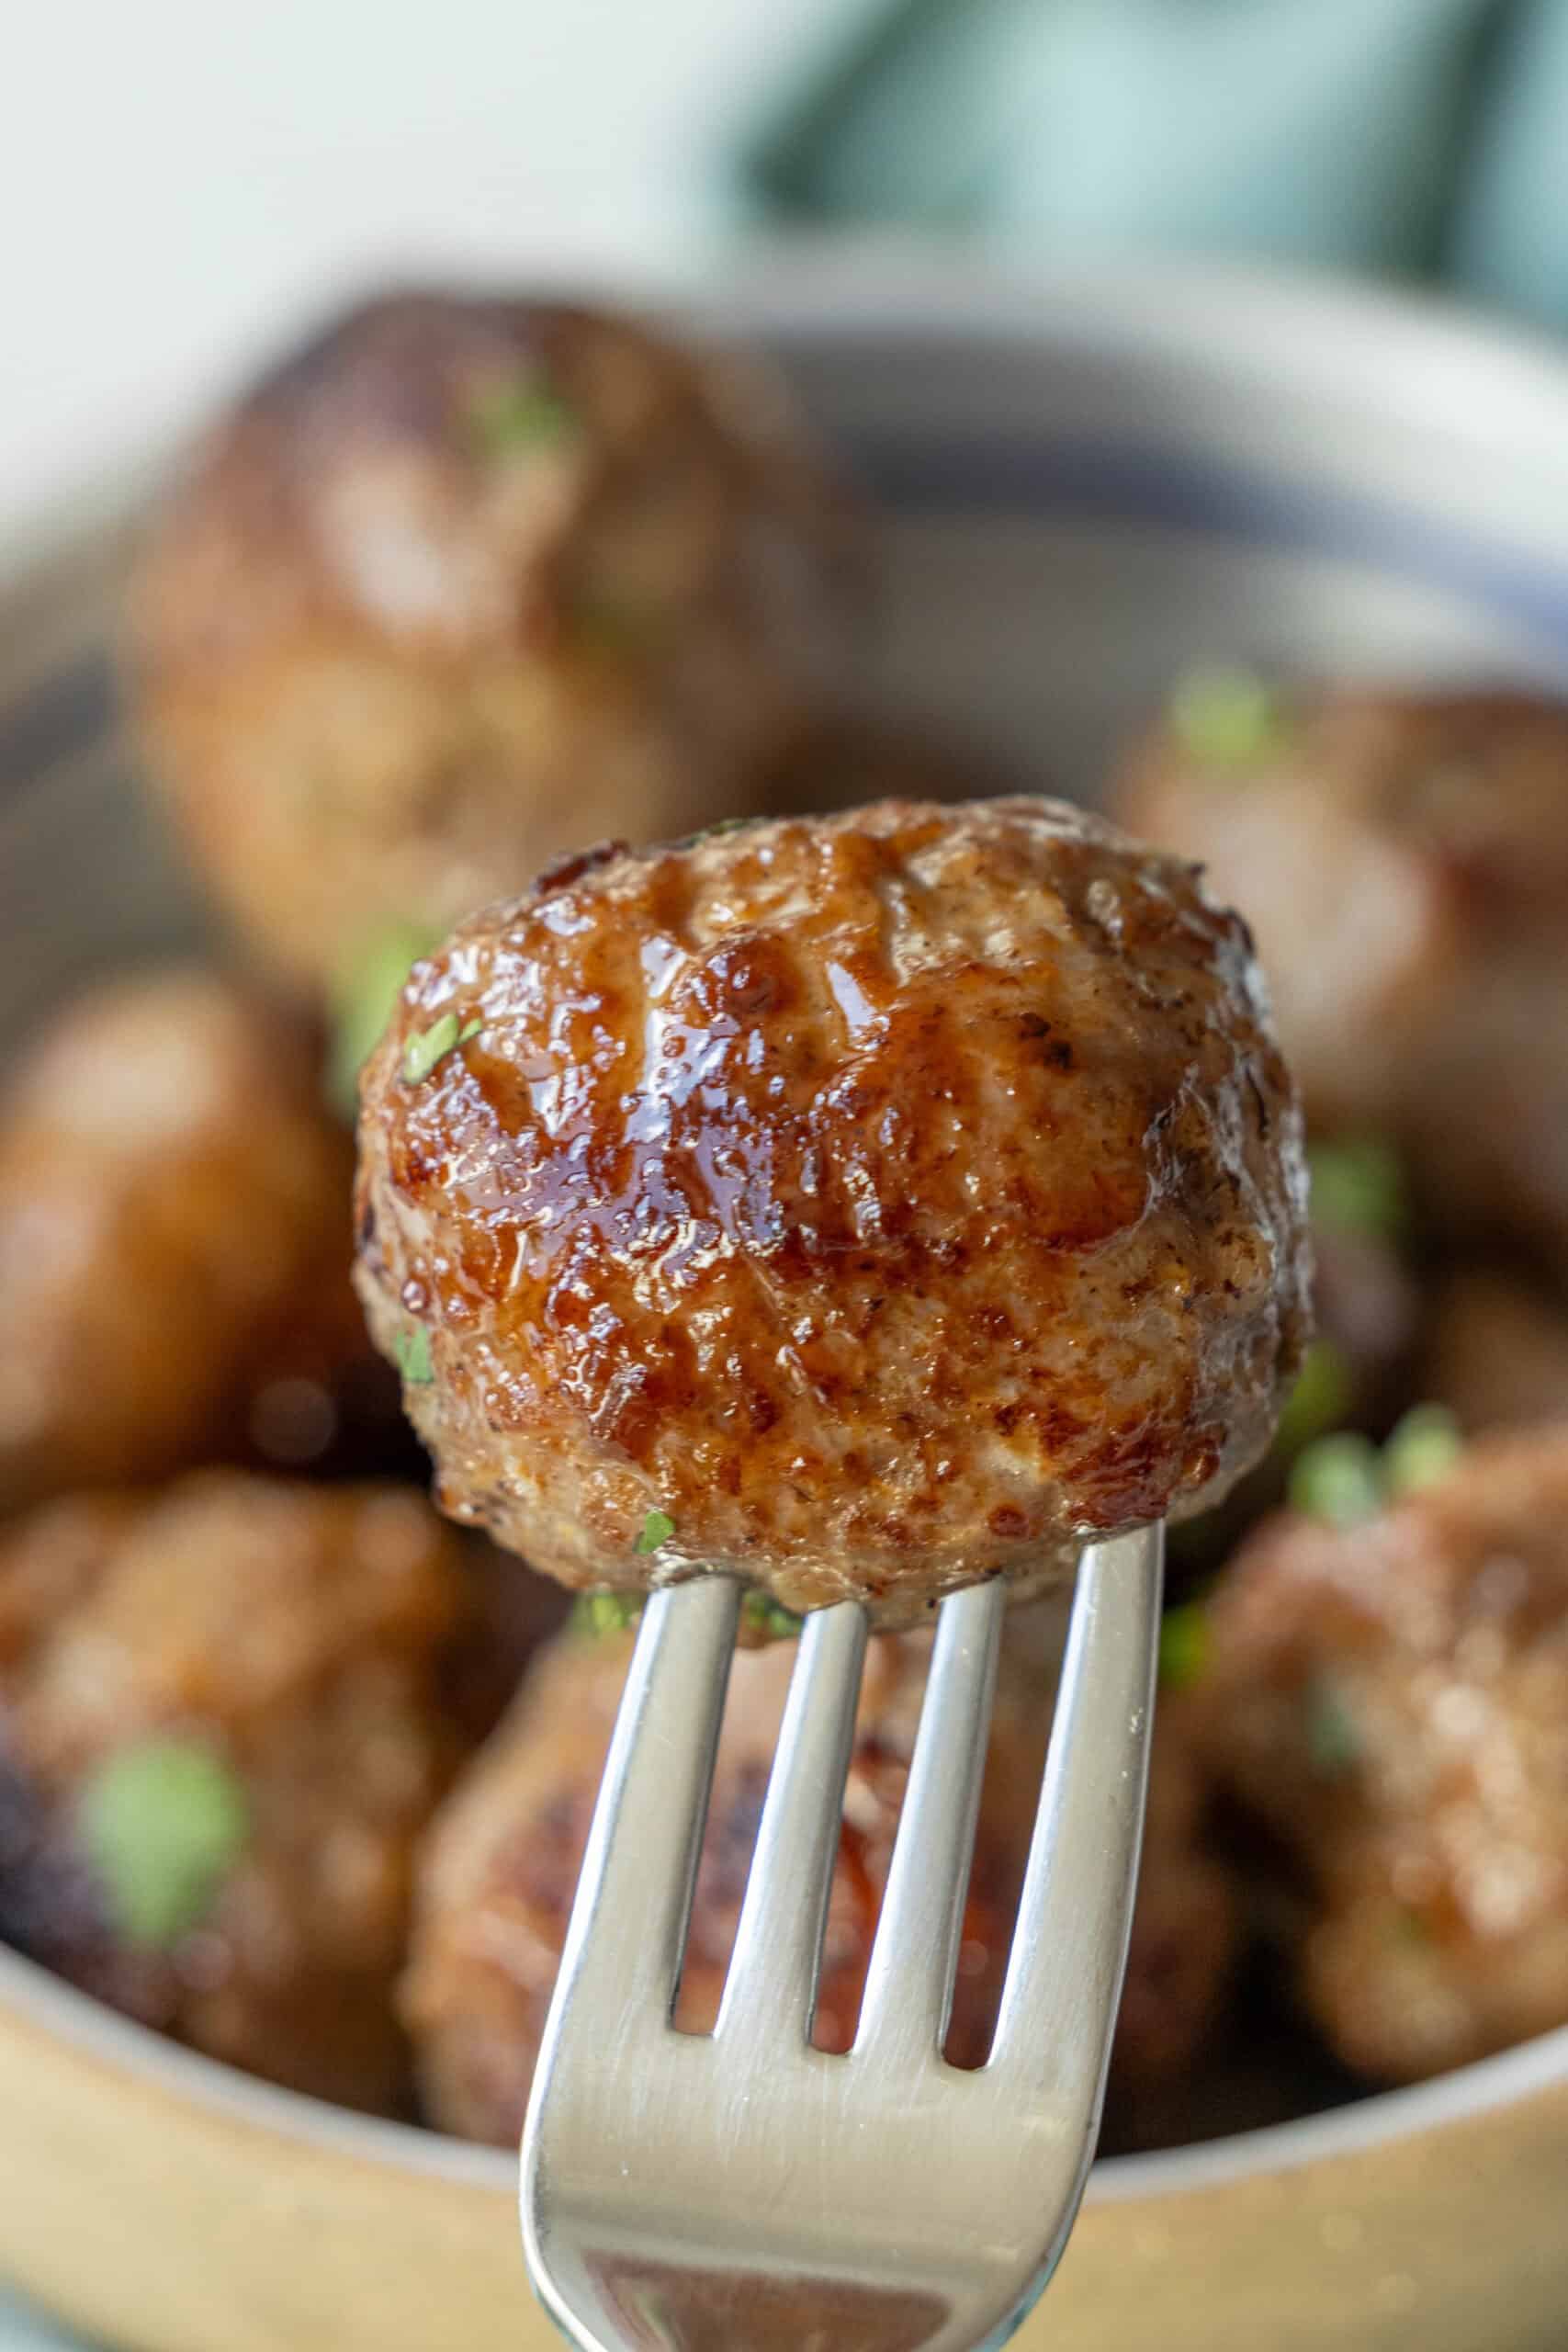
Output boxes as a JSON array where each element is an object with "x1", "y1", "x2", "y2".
[
  {"x1": 0, "y1": 969, "x2": 389, "y2": 1510},
  {"x1": 0, "y1": 1472, "x2": 485, "y2": 2111},
  {"x1": 128, "y1": 291, "x2": 858, "y2": 992},
  {"x1": 1419, "y1": 1267, "x2": 1568, "y2": 1435},
  {"x1": 402, "y1": 1619, "x2": 1235, "y2": 2141},
  {"x1": 1199, "y1": 1427, "x2": 1568, "y2": 2082},
  {"x1": 1112, "y1": 684, "x2": 1568, "y2": 1272},
  {"x1": 354, "y1": 797, "x2": 1310, "y2": 1623}
]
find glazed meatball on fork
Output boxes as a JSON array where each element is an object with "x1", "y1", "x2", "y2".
[{"x1": 354, "y1": 797, "x2": 1309, "y2": 2346}]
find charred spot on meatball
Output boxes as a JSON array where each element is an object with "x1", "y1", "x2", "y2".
[
  {"x1": 127, "y1": 289, "x2": 863, "y2": 992},
  {"x1": 353, "y1": 796, "x2": 1310, "y2": 1623}
]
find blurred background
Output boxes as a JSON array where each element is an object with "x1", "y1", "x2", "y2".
[{"x1": 6, "y1": 0, "x2": 1567, "y2": 547}]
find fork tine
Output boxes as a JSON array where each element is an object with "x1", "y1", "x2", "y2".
[
  {"x1": 989, "y1": 1524, "x2": 1162, "y2": 2100},
  {"x1": 853, "y1": 1577, "x2": 1005, "y2": 2066},
  {"x1": 715, "y1": 1600, "x2": 868, "y2": 2052},
  {"x1": 543, "y1": 1577, "x2": 740, "y2": 2030}
]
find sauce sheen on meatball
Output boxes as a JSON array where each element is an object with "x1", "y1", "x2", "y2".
[{"x1": 355, "y1": 796, "x2": 1310, "y2": 1620}]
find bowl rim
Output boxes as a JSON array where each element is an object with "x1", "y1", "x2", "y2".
[
  {"x1": 713, "y1": 234, "x2": 1568, "y2": 495},
  {"x1": 6, "y1": 243, "x2": 1568, "y2": 2207},
  {"x1": 6, "y1": 1927, "x2": 1568, "y2": 2205}
]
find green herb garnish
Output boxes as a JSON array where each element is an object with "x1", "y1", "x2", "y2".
[
  {"x1": 1168, "y1": 666, "x2": 1291, "y2": 768},
  {"x1": 468, "y1": 379, "x2": 578, "y2": 458},
  {"x1": 634, "y1": 1509, "x2": 675, "y2": 1555},
  {"x1": 401, "y1": 1012, "x2": 484, "y2": 1086},
  {"x1": 1382, "y1": 1403, "x2": 1462, "y2": 1498},
  {"x1": 1276, "y1": 1340, "x2": 1355, "y2": 1458},
  {"x1": 573, "y1": 1591, "x2": 647, "y2": 1637},
  {"x1": 740, "y1": 1591, "x2": 805, "y2": 1642},
  {"x1": 327, "y1": 920, "x2": 442, "y2": 1118},
  {"x1": 1289, "y1": 1431, "x2": 1384, "y2": 1526},
  {"x1": 1158, "y1": 1600, "x2": 1209, "y2": 1690},
  {"x1": 1307, "y1": 1136, "x2": 1409, "y2": 1243},
  {"x1": 394, "y1": 1327, "x2": 434, "y2": 1385},
  {"x1": 1305, "y1": 1675, "x2": 1360, "y2": 1778},
  {"x1": 78, "y1": 1738, "x2": 249, "y2": 1949}
]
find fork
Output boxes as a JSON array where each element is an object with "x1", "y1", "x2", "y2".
[{"x1": 521, "y1": 1524, "x2": 1163, "y2": 2352}]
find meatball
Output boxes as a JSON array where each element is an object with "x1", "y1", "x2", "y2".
[
  {"x1": 1111, "y1": 683, "x2": 1568, "y2": 1271},
  {"x1": 0, "y1": 969, "x2": 389, "y2": 1510},
  {"x1": 128, "y1": 290, "x2": 857, "y2": 992},
  {"x1": 1198, "y1": 1427, "x2": 1568, "y2": 2082},
  {"x1": 0, "y1": 1471, "x2": 484, "y2": 2111},
  {"x1": 1418, "y1": 1267, "x2": 1568, "y2": 1435},
  {"x1": 402, "y1": 1618, "x2": 1235, "y2": 2141},
  {"x1": 354, "y1": 797, "x2": 1310, "y2": 1623}
]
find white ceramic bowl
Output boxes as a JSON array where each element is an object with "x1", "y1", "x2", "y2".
[{"x1": 5, "y1": 249, "x2": 1568, "y2": 2352}]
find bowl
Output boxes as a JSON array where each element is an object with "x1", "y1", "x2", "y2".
[{"x1": 6, "y1": 246, "x2": 1568, "y2": 2352}]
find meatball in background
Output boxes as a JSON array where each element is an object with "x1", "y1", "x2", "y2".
[
  {"x1": 128, "y1": 291, "x2": 860, "y2": 994},
  {"x1": 1197, "y1": 1426, "x2": 1568, "y2": 2084},
  {"x1": 0, "y1": 970, "x2": 388, "y2": 1511},
  {"x1": 402, "y1": 1615, "x2": 1237, "y2": 2143},
  {"x1": 1418, "y1": 1267, "x2": 1568, "y2": 1436},
  {"x1": 0, "y1": 1472, "x2": 490, "y2": 2112},
  {"x1": 1111, "y1": 683, "x2": 1568, "y2": 1276},
  {"x1": 355, "y1": 797, "x2": 1310, "y2": 1623}
]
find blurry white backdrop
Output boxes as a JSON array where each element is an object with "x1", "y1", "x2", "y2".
[{"x1": 2, "y1": 0, "x2": 871, "y2": 549}]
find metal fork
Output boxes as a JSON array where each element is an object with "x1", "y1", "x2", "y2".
[{"x1": 521, "y1": 1524, "x2": 1163, "y2": 2352}]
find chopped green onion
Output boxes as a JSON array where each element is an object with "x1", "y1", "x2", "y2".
[
  {"x1": 458, "y1": 1016, "x2": 483, "y2": 1046},
  {"x1": 740, "y1": 1591, "x2": 804, "y2": 1642},
  {"x1": 401, "y1": 1013, "x2": 464, "y2": 1085},
  {"x1": 1168, "y1": 666, "x2": 1290, "y2": 768},
  {"x1": 635, "y1": 1509, "x2": 675, "y2": 1555},
  {"x1": 1383, "y1": 1404, "x2": 1463, "y2": 1498},
  {"x1": 1307, "y1": 1136, "x2": 1409, "y2": 1243},
  {"x1": 1289, "y1": 1431, "x2": 1383, "y2": 1526},
  {"x1": 327, "y1": 920, "x2": 442, "y2": 1118},
  {"x1": 1276, "y1": 1340, "x2": 1355, "y2": 1457},
  {"x1": 78, "y1": 1738, "x2": 249, "y2": 1949},
  {"x1": 573, "y1": 1591, "x2": 646, "y2": 1637},
  {"x1": 1305, "y1": 1675, "x2": 1360, "y2": 1778},
  {"x1": 393, "y1": 1327, "x2": 434, "y2": 1385},
  {"x1": 1158, "y1": 1601, "x2": 1209, "y2": 1690},
  {"x1": 468, "y1": 379, "x2": 578, "y2": 458}
]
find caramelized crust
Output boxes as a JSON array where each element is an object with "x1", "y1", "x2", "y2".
[{"x1": 355, "y1": 796, "x2": 1310, "y2": 1619}]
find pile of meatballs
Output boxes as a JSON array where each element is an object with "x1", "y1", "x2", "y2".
[{"x1": 4, "y1": 288, "x2": 1568, "y2": 2158}]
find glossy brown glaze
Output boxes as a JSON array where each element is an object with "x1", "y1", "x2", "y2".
[
  {"x1": 0, "y1": 969, "x2": 385, "y2": 1513},
  {"x1": 1199, "y1": 1426, "x2": 1568, "y2": 2082},
  {"x1": 1112, "y1": 687, "x2": 1568, "y2": 1271},
  {"x1": 402, "y1": 1616, "x2": 1234, "y2": 2142},
  {"x1": 0, "y1": 1472, "x2": 485, "y2": 2112},
  {"x1": 355, "y1": 796, "x2": 1310, "y2": 1618},
  {"x1": 128, "y1": 289, "x2": 860, "y2": 990}
]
